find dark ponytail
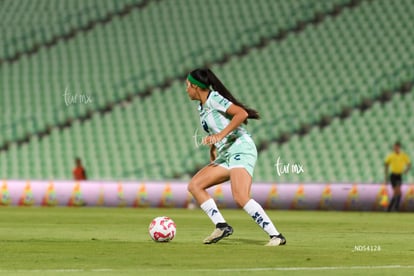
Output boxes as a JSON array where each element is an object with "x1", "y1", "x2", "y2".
[{"x1": 189, "y1": 68, "x2": 260, "y2": 124}]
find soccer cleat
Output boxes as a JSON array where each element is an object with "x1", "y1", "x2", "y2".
[
  {"x1": 203, "y1": 225, "x2": 234, "y2": 244},
  {"x1": 265, "y1": 234, "x2": 287, "y2": 246}
]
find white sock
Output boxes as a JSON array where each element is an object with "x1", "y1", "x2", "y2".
[
  {"x1": 200, "y1": 198, "x2": 226, "y2": 226},
  {"x1": 243, "y1": 199, "x2": 280, "y2": 236}
]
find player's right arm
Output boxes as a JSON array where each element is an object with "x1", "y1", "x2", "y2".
[
  {"x1": 384, "y1": 154, "x2": 390, "y2": 184},
  {"x1": 384, "y1": 163, "x2": 389, "y2": 184}
]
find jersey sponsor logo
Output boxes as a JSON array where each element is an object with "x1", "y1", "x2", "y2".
[{"x1": 234, "y1": 154, "x2": 241, "y2": 161}]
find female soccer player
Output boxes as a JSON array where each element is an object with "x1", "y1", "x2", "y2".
[{"x1": 186, "y1": 68, "x2": 286, "y2": 246}]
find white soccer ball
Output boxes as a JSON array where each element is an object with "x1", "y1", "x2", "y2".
[{"x1": 148, "y1": 216, "x2": 176, "y2": 242}]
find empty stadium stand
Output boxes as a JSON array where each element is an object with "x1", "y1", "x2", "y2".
[{"x1": 1, "y1": 0, "x2": 413, "y2": 184}]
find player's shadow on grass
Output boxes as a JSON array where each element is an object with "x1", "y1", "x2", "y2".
[{"x1": 231, "y1": 238, "x2": 264, "y2": 245}]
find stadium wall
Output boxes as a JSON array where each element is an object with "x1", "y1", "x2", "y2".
[{"x1": 1, "y1": 180, "x2": 414, "y2": 211}]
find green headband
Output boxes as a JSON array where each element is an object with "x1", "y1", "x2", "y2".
[{"x1": 187, "y1": 74, "x2": 209, "y2": 89}]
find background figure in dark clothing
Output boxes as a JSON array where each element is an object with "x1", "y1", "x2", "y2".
[{"x1": 73, "y1": 157, "x2": 87, "y2": 180}]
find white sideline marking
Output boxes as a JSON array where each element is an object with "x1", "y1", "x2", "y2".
[
  {"x1": 0, "y1": 268, "x2": 113, "y2": 273},
  {"x1": 1, "y1": 265, "x2": 413, "y2": 273},
  {"x1": 192, "y1": 265, "x2": 414, "y2": 272}
]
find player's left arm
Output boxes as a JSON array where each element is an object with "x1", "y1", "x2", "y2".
[
  {"x1": 405, "y1": 163, "x2": 411, "y2": 174},
  {"x1": 203, "y1": 104, "x2": 248, "y2": 145},
  {"x1": 404, "y1": 154, "x2": 411, "y2": 174},
  {"x1": 384, "y1": 155, "x2": 391, "y2": 184}
]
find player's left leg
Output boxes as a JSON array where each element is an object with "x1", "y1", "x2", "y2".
[
  {"x1": 394, "y1": 184, "x2": 402, "y2": 211},
  {"x1": 388, "y1": 175, "x2": 397, "y2": 212},
  {"x1": 230, "y1": 168, "x2": 286, "y2": 246}
]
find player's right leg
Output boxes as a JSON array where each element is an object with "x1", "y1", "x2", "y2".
[
  {"x1": 188, "y1": 164, "x2": 233, "y2": 244},
  {"x1": 188, "y1": 163, "x2": 229, "y2": 204},
  {"x1": 388, "y1": 174, "x2": 402, "y2": 212}
]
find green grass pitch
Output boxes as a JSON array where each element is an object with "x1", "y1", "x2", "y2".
[{"x1": 0, "y1": 207, "x2": 413, "y2": 275}]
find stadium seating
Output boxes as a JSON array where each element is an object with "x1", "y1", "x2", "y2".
[
  {"x1": 1, "y1": 0, "x2": 413, "y2": 184},
  {"x1": 255, "y1": 87, "x2": 414, "y2": 183},
  {"x1": 0, "y1": 0, "x2": 144, "y2": 58},
  {"x1": 1, "y1": 0, "x2": 353, "y2": 144}
]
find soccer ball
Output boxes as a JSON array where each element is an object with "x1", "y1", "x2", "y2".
[{"x1": 148, "y1": 216, "x2": 176, "y2": 242}]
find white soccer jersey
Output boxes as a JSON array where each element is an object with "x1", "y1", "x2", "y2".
[{"x1": 198, "y1": 91, "x2": 251, "y2": 152}]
